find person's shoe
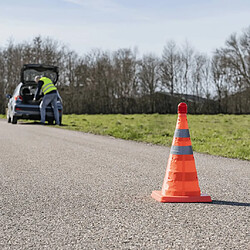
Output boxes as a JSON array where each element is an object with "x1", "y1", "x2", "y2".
[{"x1": 40, "y1": 122, "x2": 45, "y2": 125}]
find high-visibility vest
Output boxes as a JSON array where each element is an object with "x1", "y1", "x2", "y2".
[{"x1": 40, "y1": 77, "x2": 57, "y2": 95}]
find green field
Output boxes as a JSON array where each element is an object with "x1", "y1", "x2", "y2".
[{"x1": 1, "y1": 114, "x2": 249, "y2": 160}]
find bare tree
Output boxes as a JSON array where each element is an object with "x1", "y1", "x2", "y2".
[
  {"x1": 160, "y1": 41, "x2": 181, "y2": 95},
  {"x1": 112, "y1": 48, "x2": 139, "y2": 113},
  {"x1": 180, "y1": 41, "x2": 194, "y2": 95},
  {"x1": 211, "y1": 54, "x2": 232, "y2": 112},
  {"x1": 215, "y1": 27, "x2": 250, "y2": 88},
  {"x1": 138, "y1": 54, "x2": 160, "y2": 112},
  {"x1": 211, "y1": 26, "x2": 250, "y2": 113}
]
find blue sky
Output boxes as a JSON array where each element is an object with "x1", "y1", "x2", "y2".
[{"x1": 0, "y1": 0, "x2": 249, "y2": 56}]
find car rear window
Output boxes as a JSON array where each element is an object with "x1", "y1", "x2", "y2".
[{"x1": 23, "y1": 69, "x2": 57, "y2": 83}]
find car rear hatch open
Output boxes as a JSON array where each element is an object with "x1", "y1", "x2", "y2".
[
  {"x1": 21, "y1": 64, "x2": 59, "y2": 85},
  {"x1": 20, "y1": 64, "x2": 59, "y2": 105}
]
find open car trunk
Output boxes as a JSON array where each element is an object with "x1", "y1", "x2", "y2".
[
  {"x1": 20, "y1": 83, "x2": 42, "y2": 105},
  {"x1": 20, "y1": 64, "x2": 59, "y2": 105}
]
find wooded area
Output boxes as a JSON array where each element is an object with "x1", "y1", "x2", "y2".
[{"x1": 0, "y1": 26, "x2": 249, "y2": 114}]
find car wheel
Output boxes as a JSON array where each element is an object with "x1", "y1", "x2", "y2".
[
  {"x1": 7, "y1": 113, "x2": 11, "y2": 123},
  {"x1": 11, "y1": 116, "x2": 17, "y2": 124}
]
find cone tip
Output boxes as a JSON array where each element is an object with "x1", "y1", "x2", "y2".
[{"x1": 178, "y1": 102, "x2": 187, "y2": 114}]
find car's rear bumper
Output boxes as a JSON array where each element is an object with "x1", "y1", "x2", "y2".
[{"x1": 13, "y1": 103, "x2": 62, "y2": 121}]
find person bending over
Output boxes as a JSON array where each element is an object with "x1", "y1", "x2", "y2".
[{"x1": 33, "y1": 76, "x2": 60, "y2": 125}]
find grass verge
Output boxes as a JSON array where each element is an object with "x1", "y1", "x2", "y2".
[
  {"x1": 0, "y1": 113, "x2": 249, "y2": 160},
  {"x1": 61, "y1": 114, "x2": 249, "y2": 161}
]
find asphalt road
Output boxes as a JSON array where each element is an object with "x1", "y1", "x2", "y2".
[{"x1": 0, "y1": 119, "x2": 249, "y2": 249}]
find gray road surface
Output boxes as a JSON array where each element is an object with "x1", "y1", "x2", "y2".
[{"x1": 0, "y1": 119, "x2": 249, "y2": 249}]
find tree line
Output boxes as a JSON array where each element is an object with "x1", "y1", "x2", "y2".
[{"x1": 0, "y1": 26, "x2": 249, "y2": 114}]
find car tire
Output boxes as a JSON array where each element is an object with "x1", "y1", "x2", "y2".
[
  {"x1": 11, "y1": 116, "x2": 17, "y2": 124},
  {"x1": 7, "y1": 113, "x2": 11, "y2": 123}
]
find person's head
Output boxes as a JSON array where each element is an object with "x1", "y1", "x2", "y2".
[{"x1": 34, "y1": 76, "x2": 41, "y2": 83}]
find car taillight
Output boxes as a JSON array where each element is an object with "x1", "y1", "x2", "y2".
[
  {"x1": 15, "y1": 107, "x2": 21, "y2": 111},
  {"x1": 14, "y1": 95, "x2": 23, "y2": 101}
]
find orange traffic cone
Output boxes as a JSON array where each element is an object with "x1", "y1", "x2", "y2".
[{"x1": 151, "y1": 102, "x2": 212, "y2": 202}]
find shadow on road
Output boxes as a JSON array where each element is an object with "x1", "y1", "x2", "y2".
[
  {"x1": 18, "y1": 122, "x2": 41, "y2": 125},
  {"x1": 211, "y1": 200, "x2": 250, "y2": 207},
  {"x1": 18, "y1": 122, "x2": 67, "y2": 126}
]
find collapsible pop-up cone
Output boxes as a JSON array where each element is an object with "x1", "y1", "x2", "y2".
[{"x1": 151, "y1": 102, "x2": 212, "y2": 202}]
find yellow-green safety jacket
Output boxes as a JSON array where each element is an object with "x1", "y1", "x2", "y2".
[{"x1": 40, "y1": 77, "x2": 57, "y2": 95}]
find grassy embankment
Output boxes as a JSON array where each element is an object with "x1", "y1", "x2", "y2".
[{"x1": 0, "y1": 114, "x2": 249, "y2": 160}]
